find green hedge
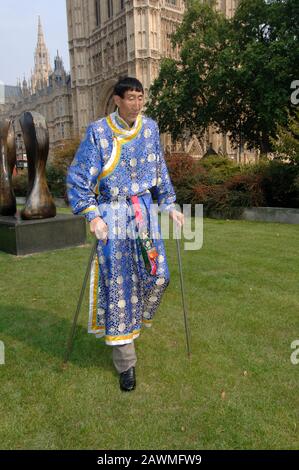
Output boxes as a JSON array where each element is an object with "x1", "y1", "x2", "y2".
[
  {"x1": 46, "y1": 165, "x2": 67, "y2": 199},
  {"x1": 12, "y1": 173, "x2": 28, "y2": 197},
  {"x1": 12, "y1": 166, "x2": 67, "y2": 199},
  {"x1": 12, "y1": 152, "x2": 299, "y2": 212},
  {"x1": 165, "y1": 153, "x2": 299, "y2": 214}
]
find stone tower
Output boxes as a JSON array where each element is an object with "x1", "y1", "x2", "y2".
[
  {"x1": 65, "y1": 0, "x2": 247, "y2": 159},
  {"x1": 216, "y1": 0, "x2": 238, "y2": 18},
  {"x1": 31, "y1": 16, "x2": 52, "y2": 93},
  {"x1": 66, "y1": 0, "x2": 185, "y2": 136}
]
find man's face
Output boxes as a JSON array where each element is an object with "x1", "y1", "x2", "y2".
[{"x1": 114, "y1": 90, "x2": 144, "y2": 125}]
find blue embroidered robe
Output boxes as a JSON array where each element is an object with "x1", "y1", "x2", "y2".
[{"x1": 67, "y1": 112, "x2": 176, "y2": 345}]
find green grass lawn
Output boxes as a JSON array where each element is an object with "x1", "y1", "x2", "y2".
[{"x1": 0, "y1": 215, "x2": 298, "y2": 450}]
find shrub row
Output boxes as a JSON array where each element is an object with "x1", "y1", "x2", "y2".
[
  {"x1": 12, "y1": 150, "x2": 299, "y2": 212},
  {"x1": 12, "y1": 166, "x2": 67, "y2": 199},
  {"x1": 165, "y1": 153, "x2": 299, "y2": 215}
]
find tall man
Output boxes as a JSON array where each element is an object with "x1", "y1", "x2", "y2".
[{"x1": 67, "y1": 77, "x2": 184, "y2": 391}]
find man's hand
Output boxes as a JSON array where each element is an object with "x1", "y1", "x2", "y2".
[
  {"x1": 169, "y1": 209, "x2": 185, "y2": 227},
  {"x1": 90, "y1": 217, "x2": 108, "y2": 244}
]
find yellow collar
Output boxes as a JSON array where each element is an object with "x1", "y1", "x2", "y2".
[{"x1": 107, "y1": 111, "x2": 143, "y2": 138}]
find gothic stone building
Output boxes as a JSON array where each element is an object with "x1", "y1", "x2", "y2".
[
  {"x1": 0, "y1": 17, "x2": 73, "y2": 159},
  {"x1": 66, "y1": 0, "x2": 249, "y2": 160},
  {"x1": 1, "y1": 1, "x2": 253, "y2": 162}
]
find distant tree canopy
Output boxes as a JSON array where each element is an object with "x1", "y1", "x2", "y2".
[
  {"x1": 51, "y1": 138, "x2": 80, "y2": 174},
  {"x1": 146, "y1": 0, "x2": 299, "y2": 153},
  {"x1": 272, "y1": 109, "x2": 299, "y2": 164}
]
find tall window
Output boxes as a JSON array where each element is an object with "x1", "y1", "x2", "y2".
[
  {"x1": 107, "y1": 0, "x2": 113, "y2": 18},
  {"x1": 95, "y1": 0, "x2": 101, "y2": 26},
  {"x1": 120, "y1": 0, "x2": 125, "y2": 9}
]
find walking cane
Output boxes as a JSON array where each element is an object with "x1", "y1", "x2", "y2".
[
  {"x1": 63, "y1": 239, "x2": 98, "y2": 365},
  {"x1": 174, "y1": 221, "x2": 191, "y2": 358}
]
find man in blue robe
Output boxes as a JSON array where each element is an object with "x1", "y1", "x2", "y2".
[{"x1": 67, "y1": 77, "x2": 184, "y2": 391}]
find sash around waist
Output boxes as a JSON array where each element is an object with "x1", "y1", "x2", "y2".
[{"x1": 97, "y1": 189, "x2": 151, "y2": 204}]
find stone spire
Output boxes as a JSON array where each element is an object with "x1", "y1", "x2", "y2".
[
  {"x1": 31, "y1": 16, "x2": 52, "y2": 93},
  {"x1": 54, "y1": 50, "x2": 64, "y2": 72},
  {"x1": 22, "y1": 75, "x2": 30, "y2": 97},
  {"x1": 49, "y1": 50, "x2": 67, "y2": 88}
]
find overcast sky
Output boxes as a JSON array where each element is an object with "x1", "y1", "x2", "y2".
[{"x1": 0, "y1": 0, "x2": 70, "y2": 86}]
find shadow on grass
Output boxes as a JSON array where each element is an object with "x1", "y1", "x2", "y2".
[{"x1": 0, "y1": 303, "x2": 114, "y2": 373}]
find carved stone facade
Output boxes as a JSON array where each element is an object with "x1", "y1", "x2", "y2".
[
  {"x1": 31, "y1": 16, "x2": 52, "y2": 94},
  {"x1": 0, "y1": 18, "x2": 73, "y2": 159},
  {"x1": 66, "y1": 0, "x2": 184, "y2": 135},
  {"x1": 66, "y1": 0, "x2": 255, "y2": 161},
  {"x1": 0, "y1": 1, "x2": 255, "y2": 162}
]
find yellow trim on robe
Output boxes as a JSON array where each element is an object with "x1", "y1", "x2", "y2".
[
  {"x1": 93, "y1": 114, "x2": 143, "y2": 194},
  {"x1": 80, "y1": 205, "x2": 98, "y2": 215},
  {"x1": 106, "y1": 114, "x2": 142, "y2": 137},
  {"x1": 98, "y1": 138, "x2": 122, "y2": 180},
  {"x1": 105, "y1": 329, "x2": 141, "y2": 342},
  {"x1": 115, "y1": 110, "x2": 131, "y2": 130}
]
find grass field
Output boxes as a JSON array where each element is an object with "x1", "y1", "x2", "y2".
[{"x1": 0, "y1": 215, "x2": 298, "y2": 449}]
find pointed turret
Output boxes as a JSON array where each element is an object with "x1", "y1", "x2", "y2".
[
  {"x1": 22, "y1": 76, "x2": 30, "y2": 97},
  {"x1": 49, "y1": 50, "x2": 66, "y2": 87},
  {"x1": 31, "y1": 16, "x2": 52, "y2": 93}
]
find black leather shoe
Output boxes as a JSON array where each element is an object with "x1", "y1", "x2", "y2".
[{"x1": 119, "y1": 367, "x2": 136, "y2": 392}]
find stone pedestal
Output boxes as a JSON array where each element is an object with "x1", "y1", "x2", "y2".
[{"x1": 0, "y1": 214, "x2": 86, "y2": 255}]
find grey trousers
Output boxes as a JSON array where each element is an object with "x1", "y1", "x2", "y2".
[{"x1": 112, "y1": 342, "x2": 137, "y2": 374}]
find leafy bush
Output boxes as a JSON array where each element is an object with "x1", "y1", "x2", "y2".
[
  {"x1": 52, "y1": 138, "x2": 80, "y2": 174},
  {"x1": 166, "y1": 152, "x2": 299, "y2": 215},
  {"x1": 12, "y1": 173, "x2": 28, "y2": 197},
  {"x1": 165, "y1": 152, "x2": 207, "y2": 206},
  {"x1": 272, "y1": 110, "x2": 299, "y2": 165},
  {"x1": 259, "y1": 161, "x2": 299, "y2": 208},
  {"x1": 224, "y1": 174, "x2": 265, "y2": 207},
  {"x1": 47, "y1": 138, "x2": 80, "y2": 199},
  {"x1": 46, "y1": 165, "x2": 67, "y2": 199},
  {"x1": 191, "y1": 183, "x2": 229, "y2": 215},
  {"x1": 200, "y1": 155, "x2": 241, "y2": 184},
  {"x1": 12, "y1": 166, "x2": 68, "y2": 200}
]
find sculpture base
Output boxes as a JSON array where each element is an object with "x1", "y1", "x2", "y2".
[{"x1": 0, "y1": 214, "x2": 86, "y2": 255}]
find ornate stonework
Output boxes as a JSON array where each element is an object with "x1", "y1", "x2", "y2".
[
  {"x1": 31, "y1": 16, "x2": 52, "y2": 93},
  {"x1": 0, "y1": 18, "x2": 73, "y2": 159},
  {"x1": 66, "y1": 0, "x2": 186, "y2": 135},
  {"x1": 66, "y1": 0, "x2": 255, "y2": 161},
  {"x1": 1, "y1": 1, "x2": 255, "y2": 162}
]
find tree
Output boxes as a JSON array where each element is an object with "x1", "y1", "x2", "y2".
[
  {"x1": 46, "y1": 138, "x2": 80, "y2": 198},
  {"x1": 272, "y1": 109, "x2": 299, "y2": 164},
  {"x1": 146, "y1": 0, "x2": 299, "y2": 153},
  {"x1": 51, "y1": 137, "x2": 80, "y2": 174}
]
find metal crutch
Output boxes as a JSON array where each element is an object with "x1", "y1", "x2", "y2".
[
  {"x1": 63, "y1": 239, "x2": 98, "y2": 365},
  {"x1": 174, "y1": 221, "x2": 191, "y2": 358}
]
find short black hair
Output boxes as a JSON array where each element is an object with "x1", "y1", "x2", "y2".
[{"x1": 113, "y1": 77, "x2": 144, "y2": 98}]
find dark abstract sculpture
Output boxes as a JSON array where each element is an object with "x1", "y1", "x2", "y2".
[
  {"x1": 19, "y1": 111, "x2": 56, "y2": 219},
  {"x1": 0, "y1": 119, "x2": 17, "y2": 216}
]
